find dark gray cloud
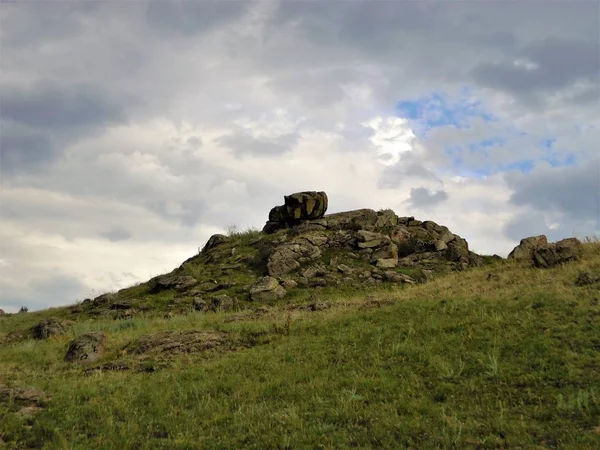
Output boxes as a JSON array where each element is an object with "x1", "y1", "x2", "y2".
[
  {"x1": 145, "y1": 0, "x2": 252, "y2": 37},
  {"x1": 0, "y1": 123, "x2": 57, "y2": 174},
  {"x1": 1, "y1": 82, "x2": 126, "y2": 129},
  {"x1": 505, "y1": 158, "x2": 600, "y2": 222},
  {"x1": 406, "y1": 187, "x2": 449, "y2": 208},
  {"x1": 471, "y1": 37, "x2": 600, "y2": 103}
]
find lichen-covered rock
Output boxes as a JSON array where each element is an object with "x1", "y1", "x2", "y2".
[
  {"x1": 532, "y1": 238, "x2": 582, "y2": 268},
  {"x1": 356, "y1": 230, "x2": 390, "y2": 248},
  {"x1": 31, "y1": 318, "x2": 74, "y2": 340},
  {"x1": 208, "y1": 295, "x2": 237, "y2": 312},
  {"x1": 263, "y1": 191, "x2": 328, "y2": 233},
  {"x1": 125, "y1": 330, "x2": 228, "y2": 355},
  {"x1": 508, "y1": 235, "x2": 548, "y2": 261},
  {"x1": 65, "y1": 332, "x2": 106, "y2": 363},
  {"x1": 250, "y1": 276, "x2": 287, "y2": 302},
  {"x1": 267, "y1": 238, "x2": 322, "y2": 277}
]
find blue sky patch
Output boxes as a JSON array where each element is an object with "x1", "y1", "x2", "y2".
[{"x1": 396, "y1": 89, "x2": 498, "y2": 138}]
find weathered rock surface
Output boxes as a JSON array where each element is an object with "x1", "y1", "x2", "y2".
[
  {"x1": 125, "y1": 330, "x2": 228, "y2": 355},
  {"x1": 148, "y1": 275, "x2": 198, "y2": 293},
  {"x1": 0, "y1": 384, "x2": 49, "y2": 417},
  {"x1": 250, "y1": 276, "x2": 287, "y2": 302},
  {"x1": 532, "y1": 238, "x2": 583, "y2": 268},
  {"x1": 575, "y1": 271, "x2": 600, "y2": 286},
  {"x1": 31, "y1": 318, "x2": 74, "y2": 340},
  {"x1": 508, "y1": 235, "x2": 548, "y2": 261},
  {"x1": 64, "y1": 332, "x2": 106, "y2": 363},
  {"x1": 201, "y1": 234, "x2": 229, "y2": 253},
  {"x1": 264, "y1": 191, "x2": 328, "y2": 233}
]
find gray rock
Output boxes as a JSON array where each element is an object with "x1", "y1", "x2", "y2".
[
  {"x1": 31, "y1": 318, "x2": 74, "y2": 340},
  {"x1": 532, "y1": 238, "x2": 582, "y2": 268},
  {"x1": 250, "y1": 276, "x2": 287, "y2": 302},
  {"x1": 508, "y1": 235, "x2": 548, "y2": 261},
  {"x1": 65, "y1": 332, "x2": 106, "y2": 363}
]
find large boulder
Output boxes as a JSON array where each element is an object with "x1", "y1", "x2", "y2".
[
  {"x1": 263, "y1": 191, "x2": 328, "y2": 233},
  {"x1": 267, "y1": 237, "x2": 323, "y2": 277},
  {"x1": 250, "y1": 276, "x2": 287, "y2": 302},
  {"x1": 532, "y1": 238, "x2": 583, "y2": 268},
  {"x1": 64, "y1": 332, "x2": 106, "y2": 363},
  {"x1": 508, "y1": 235, "x2": 548, "y2": 261},
  {"x1": 31, "y1": 318, "x2": 74, "y2": 340}
]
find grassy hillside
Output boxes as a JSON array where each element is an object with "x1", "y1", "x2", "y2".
[{"x1": 1, "y1": 242, "x2": 599, "y2": 449}]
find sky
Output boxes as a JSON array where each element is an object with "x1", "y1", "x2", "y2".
[{"x1": 1, "y1": 0, "x2": 599, "y2": 312}]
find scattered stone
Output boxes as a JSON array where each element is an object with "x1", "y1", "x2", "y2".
[
  {"x1": 575, "y1": 271, "x2": 600, "y2": 286},
  {"x1": 281, "y1": 279, "x2": 298, "y2": 289},
  {"x1": 337, "y1": 264, "x2": 352, "y2": 274},
  {"x1": 64, "y1": 332, "x2": 106, "y2": 363},
  {"x1": 0, "y1": 384, "x2": 49, "y2": 417},
  {"x1": 208, "y1": 295, "x2": 237, "y2": 312},
  {"x1": 30, "y1": 318, "x2": 74, "y2": 340},
  {"x1": 384, "y1": 272, "x2": 417, "y2": 284},
  {"x1": 250, "y1": 276, "x2": 287, "y2": 302},
  {"x1": 508, "y1": 235, "x2": 548, "y2": 261},
  {"x1": 532, "y1": 238, "x2": 583, "y2": 268},
  {"x1": 193, "y1": 297, "x2": 206, "y2": 311}
]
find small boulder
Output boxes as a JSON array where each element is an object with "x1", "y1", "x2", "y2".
[
  {"x1": 532, "y1": 238, "x2": 583, "y2": 268},
  {"x1": 250, "y1": 276, "x2": 287, "y2": 302},
  {"x1": 31, "y1": 318, "x2": 74, "y2": 340},
  {"x1": 508, "y1": 235, "x2": 548, "y2": 261},
  {"x1": 65, "y1": 332, "x2": 106, "y2": 363},
  {"x1": 193, "y1": 297, "x2": 206, "y2": 311},
  {"x1": 208, "y1": 295, "x2": 237, "y2": 312}
]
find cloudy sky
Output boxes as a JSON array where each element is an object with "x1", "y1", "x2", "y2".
[{"x1": 1, "y1": 1, "x2": 599, "y2": 312}]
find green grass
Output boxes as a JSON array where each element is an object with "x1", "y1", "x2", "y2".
[{"x1": 1, "y1": 243, "x2": 600, "y2": 448}]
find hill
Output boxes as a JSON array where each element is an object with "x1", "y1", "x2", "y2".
[{"x1": 1, "y1": 193, "x2": 599, "y2": 448}]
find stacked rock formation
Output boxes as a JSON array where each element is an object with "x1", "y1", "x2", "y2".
[{"x1": 263, "y1": 191, "x2": 328, "y2": 233}]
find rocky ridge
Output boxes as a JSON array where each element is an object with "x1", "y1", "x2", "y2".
[{"x1": 74, "y1": 191, "x2": 487, "y2": 317}]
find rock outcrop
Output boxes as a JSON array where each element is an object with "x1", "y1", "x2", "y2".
[
  {"x1": 508, "y1": 235, "x2": 583, "y2": 268},
  {"x1": 263, "y1": 191, "x2": 328, "y2": 233},
  {"x1": 508, "y1": 235, "x2": 548, "y2": 261},
  {"x1": 64, "y1": 332, "x2": 106, "y2": 363},
  {"x1": 76, "y1": 192, "x2": 486, "y2": 315},
  {"x1": 532, "y1": 238, "x2": 582, "y2": 268},
  {"x1": 31, "y1": 318, "x2": 74, "y2": 340}
]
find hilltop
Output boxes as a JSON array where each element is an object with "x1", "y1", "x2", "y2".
[{"x1": 1, "y1": 192, "x2": 599, "y2": 449}]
